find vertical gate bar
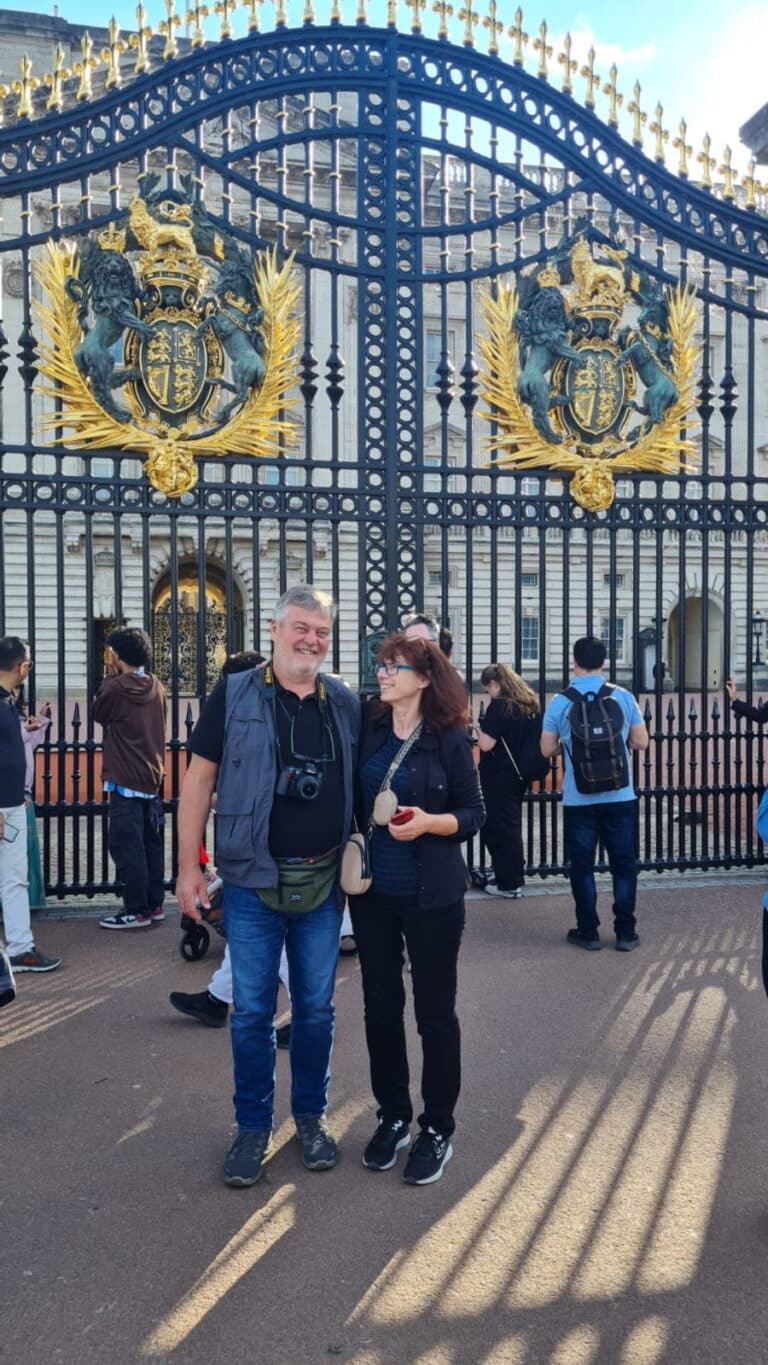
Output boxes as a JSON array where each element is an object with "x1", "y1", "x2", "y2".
[
  {"x1": 390, "y1": 58, "x2": 422, "y2": 629},
  {"x1": 722, "y1": 277, "x2": 736, "y2": 861},
  {"x1": 197, "y1": 498, "x2": 207, "y2": 698},
  {"x1": 85, "y1": 485, "x2": 99, "y2": 895},
  {"x1": 744, "y1": 274, "x2": 757, "y2": 861},
  {"x1": 358, "y1": 67, "x2": 391, "y2": 645}
]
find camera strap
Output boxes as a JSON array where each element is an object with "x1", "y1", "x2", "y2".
[{"x1": 264, "y1": 662, "x2": 333, "y2": 771}]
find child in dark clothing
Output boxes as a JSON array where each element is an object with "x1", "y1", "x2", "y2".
[{"x1": 94, "y1": 628, "x2": 168, "y2": 930}]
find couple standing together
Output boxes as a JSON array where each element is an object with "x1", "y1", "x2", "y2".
[{"x1": 177, "y1": 585, "x2": 485, "y2": 1188}]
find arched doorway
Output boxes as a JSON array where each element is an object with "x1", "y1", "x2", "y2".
[
  {"x1": 152, "y1": 562, "x2": 245, "y2": 696},
  {"x1": 667, "y1": 597, "x2": 724, "y2": 691}
]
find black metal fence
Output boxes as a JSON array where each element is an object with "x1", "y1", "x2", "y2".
[{"x1": 1, "y1": 7, "x2": 767, "y2": 893}]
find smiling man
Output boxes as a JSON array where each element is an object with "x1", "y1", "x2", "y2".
[{"x1": 176, "y1": 586, "x2": 360, "y2": 1187}]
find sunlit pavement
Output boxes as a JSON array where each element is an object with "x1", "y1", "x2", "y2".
[{"x1": 2, "y1": 884, "x2": 767, "y2": 1365}]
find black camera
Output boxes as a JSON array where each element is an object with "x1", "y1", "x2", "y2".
[{"x1": 275, "y1": 762, "x2": 323, "y2": 801}]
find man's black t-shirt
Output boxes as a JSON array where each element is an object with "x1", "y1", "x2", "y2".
[
  {"x1": 0, "y1": 688, "x2": 26, "y2": 807},
  {"x1": 189, "y1": 675, "x2": 345, "y2": 858}
]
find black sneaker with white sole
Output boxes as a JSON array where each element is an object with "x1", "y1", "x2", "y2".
[
  {"x1": 362, "y1": 1118, "x2": 411, "y2": 1171},
  {"x1": 402, "y1": 1127, "x2": 453, "y2": 1185},
  {"x1": 223, "y1": 1129, "x2": 272, "y2": 1186},
  {"x1": 99, "y1": 912, "x2": 151, "y2": 930},
  {"x1": 295, "y1": 1116, "x2": 338, "y2": 1170},
  {"x1": 8, "y1": 946, "x2": 62, "y2": 973}
]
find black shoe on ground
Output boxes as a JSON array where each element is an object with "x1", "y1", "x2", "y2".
[
  {"x1": 566, "y1": 929, "x2": 601, "y2": 952},
  {"x1": 223, "y1": 1129, "x2": 272, "y2": 1186},
  {"x1": 8, "y1": 946, "x2": 62, "y2": 973},
  {"x1": 275, "y1": 1022, "x2": 291, "y2": 1049},
  {"x1": 169, "y1": 989, "x2": 229, "y2": 1027},
  {"x1": 363, "y1": 1118, "x2": 411, "y2": 1171},
  {"x1": 295, "y1": 1116, "x2": 338, "y2": 1171},
  {"x1": 402, "y1": 1127, "x2": 453, "y2": 1186},
  {"x1": 99, "y1": 911, "x2": 151, "y2": 930},
  {"x1": 616, "y1": 934, "x2": 641, "y2": 952},
  {"x1": 0, "y1": 948, "x2": 16, "y2": 1006}
]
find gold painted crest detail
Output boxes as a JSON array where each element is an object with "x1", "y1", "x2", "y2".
[
  {"x1": 34, "y1": 187, "x2": 300, "y2": 497},
  {"x1": 477, "y1": 231, "x2": 700, "y2": 512}
]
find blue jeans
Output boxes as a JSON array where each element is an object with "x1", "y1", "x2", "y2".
[
  {"x1": 223, "y1": 883, "x2": 341, "y2": 1131},
  {"x1": 564, "y1": 800, "x2": 638, "y2": 939}
]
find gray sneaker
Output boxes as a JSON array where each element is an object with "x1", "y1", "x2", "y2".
[
  {"x1": 295, "y1": 1116, "x2": 338, "y2": 1171},
  {"x1": 223, "y1": 1129, "x2": 272, "y2": 1186}
]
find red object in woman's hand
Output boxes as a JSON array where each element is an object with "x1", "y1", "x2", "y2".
[{"x1": 391, "y1": 808, "x2": 414, "y2": 826}]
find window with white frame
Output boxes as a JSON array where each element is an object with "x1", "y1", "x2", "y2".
[
  {"x1": 425, "y1": 329, "x2": 456, "y2": 387},
  {"x1": 600, "y1": 615, "x2": 626, "y2": 661},
  {"x1": 521, "y1": 572, "x2": 539, "y2": 588},
  {"x1": 520, "y1": 614, "x2": 539, "y2": 660}
]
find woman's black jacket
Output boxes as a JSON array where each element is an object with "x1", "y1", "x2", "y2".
[{"x1": 355, "y1": 705, "x2": 485, "y2": 910}]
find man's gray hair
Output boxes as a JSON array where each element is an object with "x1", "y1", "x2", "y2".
[
  {"x1": 273, "y1": 584, "x2": 337, "y2": 623},
  {"x1": 402, "y1": 611, "x2": 440, "y2": 641}
]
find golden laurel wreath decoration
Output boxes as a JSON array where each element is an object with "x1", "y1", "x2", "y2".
[
  {"x1": 478, "y1": 281, "x2": 700, "y2": 513},
  {"x1": 34, "y1": 244, "x2": 301, "y2": 497}
]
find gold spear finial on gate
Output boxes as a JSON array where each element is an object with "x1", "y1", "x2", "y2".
[
  {"x1": 482, "y1": 0, "x2": 503, "y2": 56},
  {"x1": 405, "y1": 0, "x2": 426, "y2": 31},
  {"x1": 12, "y1": 53, "x2": 39, "y2": 119},
  {"x1": 627, "y1": 81, "x2": 646, "y2": 147},
  {"x1": 186, "y1": 0, "x2": 210, "y2": 45},
  {"x1": 580, "y1": 46, "x2": 598, "y2": 108},
  {"x1": 557, "y1": 32, "x2": 577, "y2": 94},
  {"x1": 458, "y1": 0, "x2": 480, "y2": 47},
  {"x1": 242, "y1": 0, "x2": 263, "y2": 28},
  {"x1": 356, "y1": 0, "x2": 367, "y2": 23},
  {"x1": 742, "y1": 158, "x2": 762, "y2": 210},
  {"x1": 329, "y1": 0, "x2": 341, "y2": 20},
  {"x1": 159, "y1": 0, "x2": 182, "y2": 57},
  {"x1": 129, "y1": 3, "x2": 153, "y2": 74},
  {"x1": 303, "y1": 0, "x2": 315, "y2": 22},
  {"x1": 43, "y1": 43, "x2": 68, "y2": 112},
  {"x1": 432, "y1": 0, "x2": 454, "y2": 39},
  {"x1": 508, "y1": 8, "x2": 528, "y2": 65},
  {"x1": 275, "y1": 0, "x2": 288, "y2": 27},
  {"x1": 101, "y1": 17, "x2": 126, "y2": 89},
  {"x1": 697, "y1": 133, "x2": 715, "y2": 189},
  {"x1": 386, "y1": 0, "x2": 396, "y2": 25},
  {"x1": 649, "y1": 102, "x2": 668, "y2": 163},
  {"x1": 532, "y1": 20, "x2": 551, "y2": 78},
  {"x1": 72, "y1": 34, "x2": 97, "y2": 102},
  {"x1": 719, "y1": 145, "x2": 736, "y2": 200},
  {"x1": 602, "y1": 63, "x2": 622, "y2": 127},
  {"x1": 673, "y1": 118, "x2": 692, "y2": 178}
]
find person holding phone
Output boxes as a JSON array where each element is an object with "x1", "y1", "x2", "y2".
[{"x1": 349, "y1": 633, "x2": 484, "y2": 1185}]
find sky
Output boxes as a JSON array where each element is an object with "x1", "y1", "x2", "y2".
[{"x1": 2, "y1": 0, "x2": 765, "y2": 171}]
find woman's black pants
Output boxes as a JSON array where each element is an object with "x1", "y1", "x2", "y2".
[
  {"x1": 350, "y1": 890, "x2": 464, "y2": 1138},
  {"x1": 480, "y1": 766, "x2": 525, "y2": 891}
]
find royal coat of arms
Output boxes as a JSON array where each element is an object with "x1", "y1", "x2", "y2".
[
  {"x1": 35, "y1": 176, "x2": 300, "y2": 496},
  {"x1": 478, "y1": 225, "x2": 700, "y2": 511}
]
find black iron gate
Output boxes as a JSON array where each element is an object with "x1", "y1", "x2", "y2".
[{"x1": 1, "y1": 5, "x2": 767, "y2": 894}]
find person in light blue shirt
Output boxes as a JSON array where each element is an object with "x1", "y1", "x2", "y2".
[{"x1": 541, "y1": 636, "x2": 649, "y2": 953}]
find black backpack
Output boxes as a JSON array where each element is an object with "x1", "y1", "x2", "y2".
[{"x1": 563, "y1": 684, "x2": 629, "y2": 794}]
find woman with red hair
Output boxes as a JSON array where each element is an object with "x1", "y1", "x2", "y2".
[{"x1": 349, "y1": 633, "x2": 484, "y2": 1185}]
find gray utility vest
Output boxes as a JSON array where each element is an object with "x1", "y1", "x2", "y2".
[{"x1": 214, "y1": 667, "x2": 360, "y2": 896}]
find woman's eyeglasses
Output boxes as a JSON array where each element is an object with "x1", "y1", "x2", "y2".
[{"x1": 375, "y1": 662, "x2": 416, "y2": 678}]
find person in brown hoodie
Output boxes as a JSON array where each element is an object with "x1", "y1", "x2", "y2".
[{"x1": 93, "y1": 628, "x2": 167, "y2": 930}]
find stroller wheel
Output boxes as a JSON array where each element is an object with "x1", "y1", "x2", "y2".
[{"x1": 179, "y1": 922, "x2": 210, "y2": 962}]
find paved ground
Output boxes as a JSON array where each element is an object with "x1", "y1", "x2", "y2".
[{"x1": 3, "y1": 883, "x2": 768, "y2": 1365}]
